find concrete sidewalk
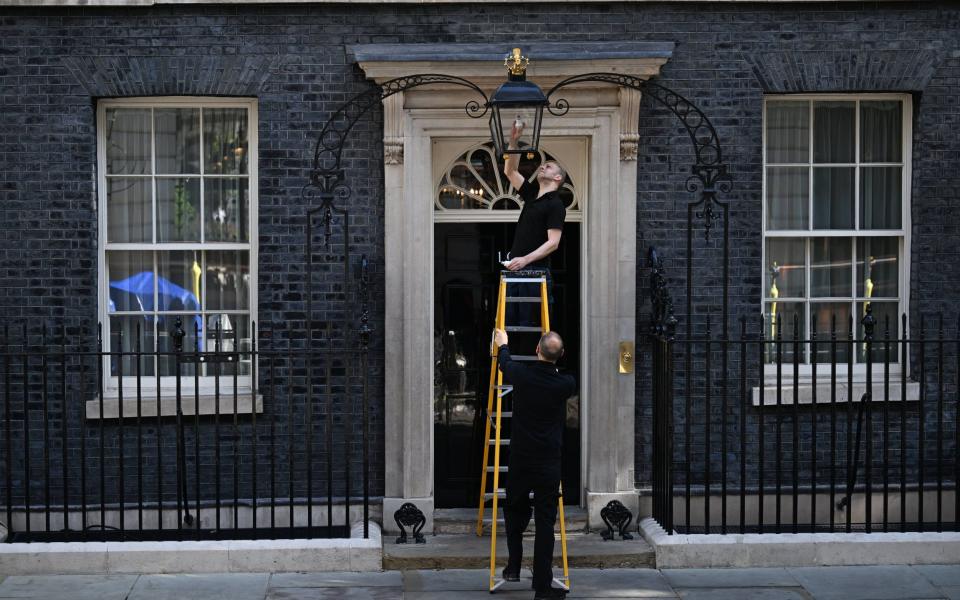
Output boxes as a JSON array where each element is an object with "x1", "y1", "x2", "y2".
[{"x1": 0, "y1": 565, "x2": 958, "y2": 599}]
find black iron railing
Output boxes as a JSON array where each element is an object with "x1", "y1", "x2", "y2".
[
  {"x1": 650, "y1": 309, "x2": 960, "y2": 535},
  {"x1": 1, "y1": 320, "x2": 373, "y2": 543}
]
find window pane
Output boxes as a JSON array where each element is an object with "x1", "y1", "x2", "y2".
[
  {"x1": 105, "y1": 108, "x2": 151, "y2": 175},
  {"x1": 813, "y1": 101, "x2": 855, "y2": 164},
  {"x1": 860, "y1": 166, "x2": 902, "y2": 229},
  {"x1": 812, "y1": 167, "x2": 854, "y2": 229},
  {"x1": 860, "y1": 101, "x2": 902, "y2": 163},
  {"x1": 763, "y1": 301, "x2": 804, "y2": 363},
  {"x1": 108, "y1": 251, "x2": 152, "y2": 312},
  {"x1": 857, "y1": 301, "x2": 899, "y2": 362},
  {"x1": 155, "y1": 108, "x2": 200, "y2": 174},
  {"x1": 204, "y1": 315, "x2": 251, "y2": 376},
  {"x1": 811, "y1": 237, "x2": 852, "y2": 297},
  {"x1": 765, "y1": 239, "x2": 805, "y2": 298},
  {"x1": 468, "y1": 146, "x2": 500, "y2": 198},
  {"x1": 157, "y1": 314, "x2": 202, "y2": 376},
  {"x1": 857, "y1": 237, "x2": 899, "y2": 298},
  {"x1": 205, "y1": 178, "x2": 249, "y2": 242},
  {"x1": 810, "y1": 302, "x2": 852, "y2": 363},
  {"x1": 766, "y1": 167, "x2": 808, "y2": 230},
  {"x1": 107, "y1": 178, "x2": 152, "y2": 243},
  {"x1": 156, "y1": 178, "x2": 201, "y2": 242},
  {"x1": 204, "y1": 108, "x2": 248, "y2": 175},
  {"x1": 109, "y1": 315, "x2": 155, "y2": 377},
  {"x1": 766, "y1": 101, "x2": 809, "y2": 163},
  {"x1": 157, "y1": 251, "x2": 202, "y2": 313},
  {"x1": 205, "y1": 250, "x2": 250, "y2": 311}
]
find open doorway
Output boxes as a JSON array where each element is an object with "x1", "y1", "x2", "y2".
[{"x1": 433, "y1": 222, "x2": 581, "y2": 508}]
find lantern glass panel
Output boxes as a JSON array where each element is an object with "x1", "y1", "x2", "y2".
[{"x1": 496, "y1": 105, "x2": 542, "y2": 156}]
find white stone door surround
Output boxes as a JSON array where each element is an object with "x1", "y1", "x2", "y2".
[{"x1": 348, "y1": 42, "x2": 674, "y2": 532}]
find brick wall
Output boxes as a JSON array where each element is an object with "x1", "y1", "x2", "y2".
[{"x1": 0, "y1": 2, "x2": 957, "y2": 509}]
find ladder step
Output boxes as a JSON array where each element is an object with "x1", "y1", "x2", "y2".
[
  {"x1": 486, "y1": 466, "x2": 508, "y2": 472},
  {"x1": 511, "y1": 354, "x2": 538, "y2": 361},
  {"x1": 505, "y1": 326, "x2": 543, "y2": 332},
  {"x1": 488, "y1": 439, "x2": 510, "y2": 445},
  {"x1": 483, "y1": 490, "x2": 537, "y2": 500},
  {"x1": 488, "y1": 412, "x2": 513, "y2": 424},
  {"x1": 503, "y1": 277, "x2": 546, "y2": 283},
  {"x1": 505, "y1": 296, "x2": 542, "y2": 303}
]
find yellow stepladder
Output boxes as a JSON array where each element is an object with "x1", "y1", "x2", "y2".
[{"x1": 475, "y1": 269, "x2": 570, "y2": 594}]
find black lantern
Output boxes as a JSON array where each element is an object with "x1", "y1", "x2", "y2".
[{"x1": 488, "y1": 48, "x2": 548, "y2": 160}]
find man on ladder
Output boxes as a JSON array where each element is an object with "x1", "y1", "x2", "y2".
[
  {"x1": 494, "y1": 327, "x2": 576, "y2": 599},
  {"x1": 501, "y1": 117, "x2": 566, "y2": 310}
]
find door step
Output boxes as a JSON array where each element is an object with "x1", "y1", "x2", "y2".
[
  {"x1": 434, "y1": 507, "x2": 586, "y2": 535},
  {"x1": 383, "y1": 532, "x2": 655, "y2": 570}
]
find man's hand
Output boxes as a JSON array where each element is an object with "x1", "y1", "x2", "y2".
[
  {"x1": 505, "y1": 255, "x2": 529, "y2": 271},
  {"x1": 510, "y1": 119, "x2": 524, "y2": 145},
  {"x1": 494, "y1": 328, "x2": 509, "y2": 348}
]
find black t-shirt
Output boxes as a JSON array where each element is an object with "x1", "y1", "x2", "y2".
[
  {"x1": 510, "y1": 179, "x2": 566, "y2": 267},
  {"x1": 497, "y1": 345, "x2": 577, "y2": 465}
]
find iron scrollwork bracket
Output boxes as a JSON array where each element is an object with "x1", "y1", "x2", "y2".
[
  {"x1": 545, "y1": 73, "x2": 732, "y2": 240},
  {"x1": 394, "y1": 502, "x2": 427, "y2": 544},
  {"x1": 600, "y1": 500, "x2": 634, "y2": 541}
]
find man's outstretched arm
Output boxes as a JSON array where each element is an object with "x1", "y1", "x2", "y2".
[{"x1": 503, "y1": 120, "x2": 525, "y2": 190}]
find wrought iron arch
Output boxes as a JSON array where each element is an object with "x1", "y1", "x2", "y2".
[
  {"x1": 303, "y1": 70, "x2": 735, "y2": 342},
  {"x1": 302, "y1": 74, "x2": 490, "y2": 351}
]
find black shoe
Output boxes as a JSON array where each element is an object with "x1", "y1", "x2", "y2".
[
  {"x1": 533, "y1": 587, "x2": 568, "y2": 599},
  {"x1": 502, "y1": 567, "x2": 520, "y2": 582}
]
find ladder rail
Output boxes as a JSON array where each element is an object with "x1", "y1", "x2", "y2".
[{"x1": 488, "y1": 277, "x2": 507, "y2": 592}]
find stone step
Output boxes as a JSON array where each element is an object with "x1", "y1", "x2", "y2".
[
  {"x1": 383, "y1": 532, "x2": 655, "y2": 570},
  {"x1": 434, "y1": 507, "x2": 587, "y2": 535}
]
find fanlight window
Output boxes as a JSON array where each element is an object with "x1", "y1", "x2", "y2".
[{"x1": 436, "y1": 142, "x2": 579, "y2": 214}]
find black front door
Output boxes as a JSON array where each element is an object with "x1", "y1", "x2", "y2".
[{"x1": 433, "y1": 222, "x2": 580, "y2": 508}]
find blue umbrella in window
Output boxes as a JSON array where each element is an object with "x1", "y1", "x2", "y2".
[{"x1": 109, "y1": 271, "x2": 203, "y2": 350}]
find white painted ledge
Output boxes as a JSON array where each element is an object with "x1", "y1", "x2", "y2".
[
  {"x1": 639, "y1": 517, "x2": 960, "y2": 568},
  {"x1": 751, "y1": 381, "x2": 920, "y2": 406},
  {"x1": 0, "y1": 521, "x2": 382, "y2": 575},
  {"x1": 85, "y1": 393, "x2": 263, "y2": 419}
]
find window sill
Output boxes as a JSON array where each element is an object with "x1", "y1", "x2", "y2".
[
  {"x1": 85, "y1": 392, "x2": 263, "y2": 420},
  {"x1": 751, "y1": 381, "x2": 919, "y2": 406}
]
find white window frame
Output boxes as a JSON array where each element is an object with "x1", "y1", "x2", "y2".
[
  {"x1": 96, "y1": 96, "x2": 259, "y2": 398},
  {"x1": 760, "y1": 93, "x2": 912, "y2": 384}
]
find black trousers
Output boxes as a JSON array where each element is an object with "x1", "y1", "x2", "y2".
[{"x1": 504, "y1": 461, "x2": 561, "y2": 592}]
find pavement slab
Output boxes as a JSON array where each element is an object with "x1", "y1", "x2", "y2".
[
  {"x1": 788, "y1": 565, "x2": 944, "y2": 600},
  {"x1": 270, "y1": 572, "x2": 403, "y2": 588},
  {"x1": 128, "y1": 573, "x2": 270, "y2": 600},
  {"x1": 940, "y1": 587, "x2": 960, "y2": 600},
  {"x1": 914, "y1": 565, "x2": 960, "y2": 588},
  {"x1": 676, "y1": 588, "x2": 811, "y2": 600},
  {"x1": 266, "y1": 587, "x2": 402, "y2": 599},
  {"x1": 403, "y1": 569, "x2": 491, "y2": 592},
  {"x1": 0, "y1": 574, "x2": 138, "y2": 600},
  {"x1": 662, "y1": 568, "x2": 799, "y2": 589},
  {"x1": 562, "y1": 569, "x2": 676, "y2": 598}
]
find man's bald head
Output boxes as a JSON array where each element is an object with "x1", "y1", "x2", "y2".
[{"x1": 538, "y1": 331, "x2": 564, "y2": 363}]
